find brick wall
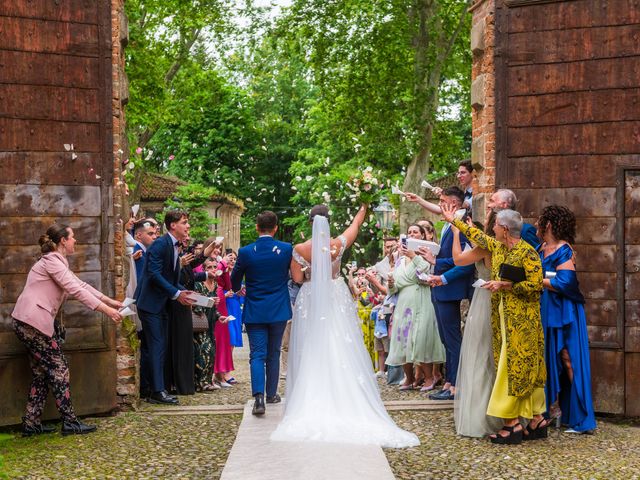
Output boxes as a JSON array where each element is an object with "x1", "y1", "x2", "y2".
[
  {"x1": 111, "y1": 0, "x2": 137, "y2": 407},
  {"x1": 469, "y1": 0, "x2": 497, "y2": 223}
]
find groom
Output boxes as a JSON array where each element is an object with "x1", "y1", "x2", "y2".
[{"x1": 231, "y1": 211, "x2": 292, "y2": 415}]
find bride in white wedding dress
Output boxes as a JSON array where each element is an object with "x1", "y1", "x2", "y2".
[{"x1": 270, "y1": 205, "x2": 419, "y2": 448}]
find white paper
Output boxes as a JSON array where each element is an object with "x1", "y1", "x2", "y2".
[
  {"x1": 416, "y1": 271, "x2": 432, "y2": 282},
  {"x1": 421, "y1": 179, "x2": 438, "y2": 192},
  {"x1": 454, "y1": 208, "x2": 467, "y2": 220},
  {"x1": 406, "y1": 238, "x2": 440, "y2": 255},
  {"x1": 119, "y1": 306, "x2": 136, "y2": 317},
  {"x1": 226, "y1": 315, "x2": 236, "y2": 322},
  {"x1": 122, "y1": 297, "x2": 136, "y2": 308},
  {"x1": 131, "y1": 204, "x2": 140, "y2": 216},
  {"x1": 187, "y1": 293, "x2": 216, "y2": 308},
  {"x1": 545, "y1": 271, "x2": 557, "y2": 279},
  {"x1": 391, "y1": 184, "x2": 405, "y2": 195},
  {"x1": 472, "y1": 279, "x2": 487, "y2": 288}
]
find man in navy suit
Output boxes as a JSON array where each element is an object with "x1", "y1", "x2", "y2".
[
  {"x1": 135, "y1": 210, "x2": 195, "y2": 405},
  {"x1": 487, "y1": 189, "x2": 539, "y2": 249},
  {"x1": 231, "y1": 211, "x2": 292, "y2": 415},
  {"x1": 132, "y1": 218, "x2": 159, "y2": 398},
  {"x1": 424, "y1": 187, "x2": 475, "y2": 401}
]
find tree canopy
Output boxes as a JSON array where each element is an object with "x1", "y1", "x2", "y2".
[{"x1": 125, "y1": 0, "x2": 472, "y2": 256}]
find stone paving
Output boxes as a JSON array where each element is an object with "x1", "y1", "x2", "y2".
[{"x1": 1, "y1": 336, "x2": 639, "y2": 479}]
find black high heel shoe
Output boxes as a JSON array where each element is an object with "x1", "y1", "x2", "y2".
[
  {"x1": 490, "y1": 425, "x2": 523, "y2": 445},
  {"x1": 523, "y1": 418, "x2": 550, "y2": 441}
]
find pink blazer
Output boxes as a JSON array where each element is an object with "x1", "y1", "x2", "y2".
[{"x1": 12, "y1": 252, "x2": 103, "y2": 337}]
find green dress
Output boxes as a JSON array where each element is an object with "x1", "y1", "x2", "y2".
[
  {"x1": 386, "y1": 255, "x2": 445, "y2": 366},
  {"x1": 452, "y1": 219, "x2": 546, "y2": 416}
]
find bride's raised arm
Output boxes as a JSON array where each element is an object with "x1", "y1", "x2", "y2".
[{"x1": 337, "y1": 204, "x2": 368, "y2": 249}]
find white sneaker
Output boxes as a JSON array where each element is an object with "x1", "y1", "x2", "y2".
[{"x1": 217, "y1": 381, "x2": 232, "y2": 388}]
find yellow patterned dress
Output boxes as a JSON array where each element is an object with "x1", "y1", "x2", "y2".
[{"x1": 453, "y1": 219, "x2": 546, "y2": 419}]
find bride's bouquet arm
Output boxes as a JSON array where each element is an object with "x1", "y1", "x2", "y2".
[{"x1": 338, "y1": 204, "x2": 368, "y2": 249}]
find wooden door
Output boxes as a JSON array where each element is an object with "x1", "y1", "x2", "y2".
[
  {"x1": 494, "y1": 0, "x2": 640, "y2": 414},
  {"x1": 624, "y1": 169, "x2": 640, "y2": 416},
  {"x1": 0, "y1": 1, "x2": 117, "y2": 425}
]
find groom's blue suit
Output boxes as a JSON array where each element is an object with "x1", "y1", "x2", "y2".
[{"x1": 231, "y1": 235, "x2": 292, "y2": 397}]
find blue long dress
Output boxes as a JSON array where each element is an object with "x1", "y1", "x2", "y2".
[
  {"x1": 224, "y1": 290, "x2": 244, "y2": 347},
  {"x1": 540, "y1": 244, "x2": 596, "y2": 432}
]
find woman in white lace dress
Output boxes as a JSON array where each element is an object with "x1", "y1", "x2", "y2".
[{"x1": 270, "y1": 205, "x2": 419, "y2": 448}]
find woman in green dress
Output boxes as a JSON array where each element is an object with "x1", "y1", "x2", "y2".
[
  {"x1": 386, "y1": 224, "x2": 445, "y2": 392},
  {"x1": 441, "y1": 204, "x2": 548, "y2": 444}
]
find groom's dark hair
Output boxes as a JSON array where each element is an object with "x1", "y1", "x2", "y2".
[{"x1": 256, "y1": 211, "x2": 278, "y2": 232}]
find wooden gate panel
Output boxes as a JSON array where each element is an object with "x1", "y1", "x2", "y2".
[
  {"x1": 508, "y1": 89, "x2": 640, "y2": 127},
  {"x1": 0, "y1": 50, "x2": 99, "y2": 87},
  {"x1": 0, "y1": 17, "x2": 99, "y2": 56},
  {"x1": 508, "y1": 57, "x2": 640, "y2": 96},
  {"x1": 590, "y1": 349, "x2": 625, "y2": 414},
  {"x1": 509, "y1": 122, "x2": 640, "y2": 157},
  {"x1": 0, "y1": 1, "x2": 98, "y2": 23},
  {"x1": 0, "y1": 0, "x2": 116, "y2": 425},
  {"x1": 508, "y1": 156, "x2": 619, "y2": 188},
  {"x1": 496, "y1": 0, "x2": 640, "y2": 413},
  {"x1": 0, "y1": 84, "x2": 100, "y2": 122},
  {"x1": 0, "y1": 153, "x2": 103, "y2": 186},
  {"x1": 507, "y1": 0, "x2": 640, "y2": 33}
]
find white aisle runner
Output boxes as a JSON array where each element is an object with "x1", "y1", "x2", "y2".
[{"x1": 220, "y1": 400, "x2": 396, "y2": 480}]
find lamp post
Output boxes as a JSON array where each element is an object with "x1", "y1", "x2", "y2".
[{"x1": 373, "y1": 197, "x2": 396, "y2": 232}]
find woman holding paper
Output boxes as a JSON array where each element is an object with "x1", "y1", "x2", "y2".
[
  {"x1": 12, "y1": 224, "x2": 122, "y2": 436},
  {"x1": 447, "y1": 218, "x2": 501, "y2": 437},
  {"x1": 386, "y1": 224, "x2": 445, "y2": 392},
  {"x1": 537, "y1": 205, "x2": 596, "y2": 433},
  {"x1": 441, "y1": 204, "x2": 548, "y2": 445}
]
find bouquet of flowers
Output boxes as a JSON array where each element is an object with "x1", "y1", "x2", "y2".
[{"x1": 346, "y1": 165, "x2": 383, "y2": 205}]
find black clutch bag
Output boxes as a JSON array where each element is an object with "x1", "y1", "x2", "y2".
[{"x1": 498, "y1": 263, "x2": 527, "y2": 283}]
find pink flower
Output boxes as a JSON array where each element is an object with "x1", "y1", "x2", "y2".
[
  {"x1": 375, "y1": 222, "x2": 380, "y2": 228},
  {"x1": 168, "y1": 155, "x2": 175, "y2": 161},
  {"x1": 363, "y1": 184, "x2": 372, "y2": 191},
  {"x1": 135, "y1": 147, "x2": 143, "y2": 154}
]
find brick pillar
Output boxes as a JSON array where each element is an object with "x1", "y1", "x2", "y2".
[
  {"x1": 469, "y1": 0, "x2": 497, "y2": 224},
  {"x1": 111, "y1": 0, "x2": 137, "y2": 407}
]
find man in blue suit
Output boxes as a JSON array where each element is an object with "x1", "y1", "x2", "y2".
[
  {"x1": 135, "y1": 210, "x2": 195, "y2": 405},
  {"x1": 231, "y1": 211, "x2": 292, "y2": 415},
  {"x1": 425, "y1": 187, "x2": 475, "y2": 401},
  {"x1": 132, "y1": 218, "x2": 159, "y2": 398},
  {"x1": 487, "y1": 189, "x2": 539, "y2": 249}
]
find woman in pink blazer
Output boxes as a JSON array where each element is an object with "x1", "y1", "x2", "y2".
[{"x1": 12, "y1": 224, "x2": 123, "y2": 437}]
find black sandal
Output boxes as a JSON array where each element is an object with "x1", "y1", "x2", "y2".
[
  {"x1": 523, "y1": 418, "x2": 550, "y2": 441},
  {"x1": 490, "y1": 425, "x2": 523, "y2": 445}
]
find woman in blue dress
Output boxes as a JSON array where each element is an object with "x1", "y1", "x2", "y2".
[
  {"x1": 537, "y1": 205, "x2": 596, "y2": 433},
  {"x1": 224, "y1": 250, "x2": 244, "y2": 348}
]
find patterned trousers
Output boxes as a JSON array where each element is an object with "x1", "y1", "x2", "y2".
[{"x1": 13, "y1": 319, "x2": 77, "y2": 426}]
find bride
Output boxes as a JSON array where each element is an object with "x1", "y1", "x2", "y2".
[{"x1": 270, "y1": 204, "x2": 419, "y2": 448}]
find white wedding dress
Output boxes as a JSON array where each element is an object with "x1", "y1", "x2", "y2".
[
  {"x1": 270, "y1": 216, "x2": 419, "y2": 448},
  {"x1": 453, "y1": 261, "x2": 502, "y2": 437}
]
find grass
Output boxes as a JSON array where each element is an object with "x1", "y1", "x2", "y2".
[{"x1": 0, "y1": 433, "x2": 15, "y2": 480}]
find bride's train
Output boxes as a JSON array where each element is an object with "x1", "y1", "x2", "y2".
[{"x1": 270, "y1": 216, "x2": 419, "y2": 448}]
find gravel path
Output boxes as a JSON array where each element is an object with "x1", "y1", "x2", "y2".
[{"x1": 2, "y1": 335, "x2": 639, "y2": 479}]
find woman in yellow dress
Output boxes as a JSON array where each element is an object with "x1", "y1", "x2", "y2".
[{"x1": 441, "y1": 204, "x2": 548, "y2": 445}]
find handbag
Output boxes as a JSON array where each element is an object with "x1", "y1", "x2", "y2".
[
  {"x1": 192, "y1": 310, "x2": 209, "y2": 333},
  {"x1": 498, "y1": 263, "x2": 527, "y2": 283}
]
